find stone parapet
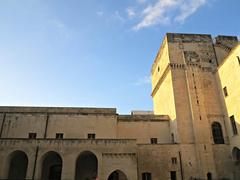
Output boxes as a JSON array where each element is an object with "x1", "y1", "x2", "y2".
[{"x1": 0, "y1": 106, "x2": 116, "y2": 115}]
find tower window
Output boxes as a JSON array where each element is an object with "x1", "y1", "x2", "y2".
[
  {"x1": 157, "y1": 66, "x2": 160, "y2": 72},
  {"x1": 56, "y1": 133, "x2": 64, "y2": 139},
  {"x1": 142, "y1": 172, "x2": 151, "y2": 180},
  {"x1": 28, "y1": 132, "x2": 37, "y2": 139},
  {"x1": 230, "y1": 115, "x2": 238, "y2": 135},
  {"x1": 223, "y1": 87, "x2": 228, "y2": 97},
  {"x1": 212, "y1": 122, "x2": 224, "y2": 144},
  {"x1": 150, "y1": 138, "x2": 157, "y2": 144},
  {"x1": 88, "y1": 133, "x2": 96, "y2": 139},
  {"x1": 171, "y1": 157, "x2": 177, "y2": 164},
  {"x1": 171, "y1": 133, "x2": 175, "y2": 143},
  {"x1": 237, "y1": 56, "x2": 240, "y2": 65}
]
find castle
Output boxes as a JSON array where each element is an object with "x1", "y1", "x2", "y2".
[{"x1": 0, "y1": 33, "x2": 239, "y2": 180}]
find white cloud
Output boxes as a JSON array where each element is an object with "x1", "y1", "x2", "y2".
[
  {"x1": 133, "y1": 0, "x2": 208, "y2": 30},
  {"x1": 48, "y1": 19, "x2": 71, "y2": 39},
  {"x1": 175, "y1": 0, "x2": 206, "y2": 23},
  {"x1": 97, "y1": 11, "x2": 104, "y2": 17},
  {"x1": 134, "y1": 75, "x2": 151, "y2": 86},
  {"x1": 126, "y1": 7, "x2": 136, "y2": 19},
  {"x1": 133, "y1": 0, "x2": 180, "y2": 30},
  {"x1": 137, "y1": 0, "x2": 147, "y2": 4},
  {"x1": 113, "y1": 11, "x2": 125, "y2": 23},
  {"x1": 50, "y1": 19, "x2": 65, "y2": 29}
]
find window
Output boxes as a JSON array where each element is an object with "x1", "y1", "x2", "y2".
[
  {"x1": 237, "y1": 56, "x2": 240, "y2": 65},
  {"x1": 171, "y1": 133, "x2": 175, "y2": 143},
  {"x1": 157, "y1": 66, "x2": 160, "y2": 72},
  {"x1": 150, "y1": 138, "x2": 157, "y2": 144},
  {"x1": 142, "y1": 172, "x2": 151, "y2": 180},
  {"x1": 223, "y1": 87, "x2": 228, "y2": 97},
  {"x1": 212, "y1": 122, "x2": 224, "y2": 144},
  {"x1": 28, "y1": 133, "x2": 37, "y2": 139},
  {"x1": 88, "y1": 133, "x2": 96, "y2": 139},
  {"x1": 56, "y1": 133, "x2": 64, "y2": 139},
  {"x1": 230, "y1": 115, "x2": 238, "y2": 135},
  {"x1": 171, "y1": 157, "x2": 177, "y2": 164},
  {"x1": 170, "y1": 171, "x2": 177, "y2": 180}
]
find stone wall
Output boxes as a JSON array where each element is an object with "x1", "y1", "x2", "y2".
[{"x1": 0, "y1": 139, "x2": 137, "y2": 180}]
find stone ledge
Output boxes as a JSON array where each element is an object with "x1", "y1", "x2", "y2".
[
  {"x1": 118, "y1": 115, "x2": 169, "y2": 122},
  {"x1": 0, "y1": 138, "x2": 137, "y2": 146},
  {"x1": 0, "y1": 106, "x2": 117, "y2": 115}
]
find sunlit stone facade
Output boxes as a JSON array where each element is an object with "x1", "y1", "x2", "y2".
[{"x1": 0, "y1": 33, "x2": 239, "y2": 180}]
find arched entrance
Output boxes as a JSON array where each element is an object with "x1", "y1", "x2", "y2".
[
  {"x1": 232, "y1": 147, "x2": 240, "y2": 179},
  {"x1": 207, "y1": 172, "x2": 212, "y2": 180},
  {"x1": 41, "y1": 151, "x2": 62, "y2": 180},
  {"x1": 108, "y1": 170, "x2": 128, "y2": 180},
  {"x1": 7, "y1": 150, "x2": 28, "y2": 179},
  {"x1": 75, "y1": 151, "x2": 98, "y2": 180}
]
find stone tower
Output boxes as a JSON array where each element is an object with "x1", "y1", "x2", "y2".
[{"x1": 151, "y1": 33, "x2": 238, "y2": 179}]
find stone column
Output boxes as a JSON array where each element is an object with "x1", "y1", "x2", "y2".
[
  {"x1": 61, "y1": 153, "x2": 76, "y2": 180},
  {"x1": 25, "y1": 148, "x2": 38, "y2": 180}
]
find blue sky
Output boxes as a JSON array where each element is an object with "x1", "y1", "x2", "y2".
[{"x1": 0, "y1": 0, "x2": 239, "y2": 114}]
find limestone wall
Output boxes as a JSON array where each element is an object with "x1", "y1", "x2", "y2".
[
  {"x1": 0, "y1": 113, "x2": 46, "y2": 138},
  {"x1": 137, "y1": 144, "x2": 181, "y2": 180},
  {"x1": 218, "y1": 45, "x2": 240, "y2": 149},
  {"x1": 0, "y1": 107, "x2": 117, "y2": 138},
  {"x1": 117, "y1": 115, "x2": 171, "y2": 144},
  {"x1": 46, "y1": 114, "x2": 117, "y2": 139}
]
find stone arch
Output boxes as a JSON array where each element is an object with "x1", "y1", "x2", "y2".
[
  {"x1": 41, "y1": 151, "x2": 63, "y2": 180},
  {"x1": 107, "y1": 169, "x2": 128, "y2": 180},
  {"x1": 211, "y1": 121, "x2": 224, "y2": 144},
  {"x1": 7, "y1": 150, "x2": 28, "y2": 180},
  {"x1": 75, "y1": 151, "x2": 98, "y2": 180}
]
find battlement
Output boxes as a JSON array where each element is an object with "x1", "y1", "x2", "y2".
[
  {"x1": 166, "y1": 33, "x2": 212, "y2": 43},
  {"x1": 215, "y1": 35, "x2": 238, "y2": 50},
  {"x1": 215, "y1": 35, "x2": 238, "y2": 44}
]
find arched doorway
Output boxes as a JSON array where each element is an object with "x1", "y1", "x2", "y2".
[
  {"x1": 108, "y1": 170, "x2": 128, "y2": 180},
  {"x1": 41, "y1": 151, "x2": 62, "y2": 180},
  {"x1": 75, "y1": 151, "x2": 98, "y2": 180},
  {"x1": 207, "y1": 172, "x2": 212, "y2": 180},
  {"x1": 232, "y1": 147, "x2": 240, "y2": 179},
  {"x1": 7, "y1": 150, "x2": 28, "y2": 180}
]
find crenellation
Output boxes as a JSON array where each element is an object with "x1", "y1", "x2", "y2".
[
  {"x1": 167, "y1": 33, "x2": 212, "y2": 43},
  {"x1": 215, "y1": 35, "x2": 238, "y2": 47}
]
